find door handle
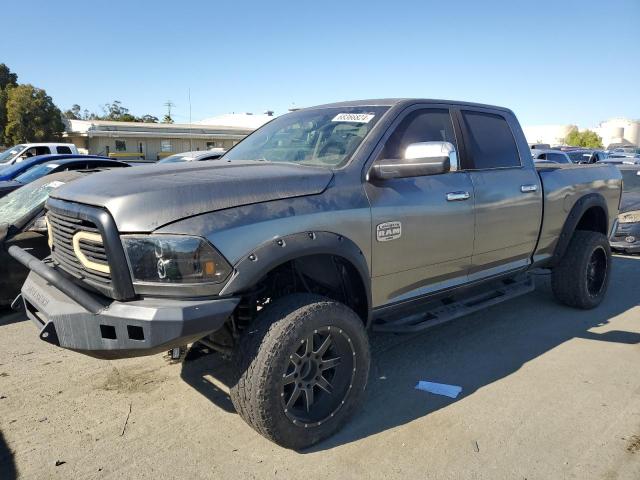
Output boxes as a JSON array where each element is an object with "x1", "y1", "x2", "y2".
[
  {"x1": 446, "y1": 191, "x2": 470, "y2": 201},
  {"x1": 520, "y1": 184, "x2": 538, "y2": 193}
]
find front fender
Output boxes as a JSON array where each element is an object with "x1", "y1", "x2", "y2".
[{"x1": 219, "y1": 231, "x2": 371, "y2": 322}]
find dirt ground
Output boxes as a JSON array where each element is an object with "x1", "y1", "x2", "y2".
[{"x1": 1, "y1": 255, "x2": 639, "y2": 480}]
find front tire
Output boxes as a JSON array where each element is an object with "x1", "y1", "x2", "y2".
[
  {"x1": 551, "y1": 231, "x2": 611, "y2": 309},
  {"x1": 230, "y1": 294, "x2": 370, "y2": 449}
]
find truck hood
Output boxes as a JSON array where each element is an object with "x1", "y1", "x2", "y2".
[{"x1": 50, "y1": 161, "x2": 334, "y2": 232}]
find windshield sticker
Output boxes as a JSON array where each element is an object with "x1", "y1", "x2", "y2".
[
  {"x1": 332, "y1": 113, "x2": 375, "y2": 123},
  {"x1": 46, "y1": 181, "x2": 65, "y2": 189}
]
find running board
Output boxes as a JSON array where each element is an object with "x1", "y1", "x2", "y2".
[{"x1": 372, "y1": 274, "x2": 534, "y2": 333}]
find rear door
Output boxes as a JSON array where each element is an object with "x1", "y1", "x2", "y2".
[
  {"x1": 366, "y1": 106, "x2": 475, "y2": 306},
  {"x1": 457, "y1": 109, "x2": 542, "y2": 280}
]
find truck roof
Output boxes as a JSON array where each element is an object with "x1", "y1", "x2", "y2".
[
  {"x1": 305, "y1": 98, "x2": 513, "y2": 113},
  {"x1": 15, "y1": 142, "x2": 76, "y2": 147}
]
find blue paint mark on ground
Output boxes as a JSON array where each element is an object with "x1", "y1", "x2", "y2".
[{"x1": 415, "y1": 381, "x2": 462, "y2": 399}]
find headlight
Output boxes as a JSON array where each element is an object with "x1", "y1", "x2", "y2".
[
  {"x1": 121, "y1": 235, "x2": 232, "y2": 284},
  {"x1": 618, "y1": 210, "x2": 640, "y2": 224}
]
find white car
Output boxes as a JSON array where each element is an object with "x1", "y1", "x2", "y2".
[
  {"x1": 157, "y1": 149, "x2": 226, "y2": 164},
  {"x1": 0, "y1": 143, "x2": 79, "y2": 167}
]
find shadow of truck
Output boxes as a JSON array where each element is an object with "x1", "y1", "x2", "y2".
[{"x1": 181, "y1": 255, "x2": 640, "y2": 451}]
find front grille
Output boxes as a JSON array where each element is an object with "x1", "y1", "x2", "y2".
[
  {"x1": 47, "y1": 209, "x2": 113, "y2": 288},
  {"x1": 613, "y1": 223, "x2": 635, "y2": 240}
]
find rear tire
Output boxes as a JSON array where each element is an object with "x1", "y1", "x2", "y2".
[
  {"x1": 551, "y1": 231, "x2": 611, "y2": 309},
  {"x1": 230, "y1": 294, "x2": 370, "y2": 449}
]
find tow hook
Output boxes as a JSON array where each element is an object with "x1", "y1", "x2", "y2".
[{"x1": 165, "y1": 345, "x2": 187, "y2": 363}]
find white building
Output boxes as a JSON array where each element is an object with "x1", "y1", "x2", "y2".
[
  {"x1": 522, "y1": 124, "x2": 577, "y2": 147},
  {"x1": 64, "y1": 112, "x2": 275, "y2": 161}
]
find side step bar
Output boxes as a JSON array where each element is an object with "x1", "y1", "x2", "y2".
[{"x1": 372, "y1": 274, "x2": 535, "y2": 333}]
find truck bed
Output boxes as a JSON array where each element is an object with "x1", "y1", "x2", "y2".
[{"x1": 532, "y1": 163, "x2": 622, "y2": 265}]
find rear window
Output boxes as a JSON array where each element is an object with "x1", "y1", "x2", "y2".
[
  {"x1": 567, "y1": 152, "x2": 590, "y2": 163},
  {"x1": 547, "y1": 153, "x2": 569, "y2": 163},
  {"x1": 15, "y1": 163, "x2": 58, "y2": 183},
  {"x1": 461, "y1": 111, "x2": 521, "y2": 169}
]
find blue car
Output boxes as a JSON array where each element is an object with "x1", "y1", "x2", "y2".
[
  {"x1": 0, "y1": 156, "x2": 129, "y2": 198},
  {"x1": 0, "y1": 154, "x2": 112, "y2": 181}
]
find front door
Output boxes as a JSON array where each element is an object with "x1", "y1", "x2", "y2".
[
  {"x1": 457, "y1": 109, "x2": 543, "y2": 279},
  {"x1": 366, "y1": 106, "x2": 475, "y2": 307}
]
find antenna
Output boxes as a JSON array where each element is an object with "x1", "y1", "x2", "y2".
[{"x1": 188, "y1": 89, "x2": 193, "y2": 151}]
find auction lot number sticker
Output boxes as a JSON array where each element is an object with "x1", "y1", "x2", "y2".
[{"x1": 332, "y1": 113, "x2": 375, "y2": 123}]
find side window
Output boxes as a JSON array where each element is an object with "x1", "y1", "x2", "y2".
[
  {"x1": 56, "y1": 146, "x2": 72, "y2": 154},
  {"x1": 379, "y1": 109, "x2": 458, "y2": 162},
  {"x1": 461, "y1": 111, "x2": 520, "y2": 169},
  {"x1": 34, "y1": 146, "x2": 51, "y2": 156},
  {"x1": 547, "y1": 153, "x2": 565, "y2": 163}
]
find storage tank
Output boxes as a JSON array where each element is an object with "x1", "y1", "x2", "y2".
[{"x1": 625, "y1": 122, "x2": 640, "y2": 146}]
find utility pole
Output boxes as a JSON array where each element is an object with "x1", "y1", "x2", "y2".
[
  {"x1": 163, "y1": 100, "x2": 175, "y2": 123},
  {"x1": 188, "y1": 89, "x2": 192, "y2": 151}
]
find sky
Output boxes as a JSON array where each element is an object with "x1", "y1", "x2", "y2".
[{"x1": 2, "y1": 0, "x2": 639, "y2": 128}]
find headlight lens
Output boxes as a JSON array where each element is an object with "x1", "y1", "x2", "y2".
[
  {"x1": 121, "y1": 235, "x2": 232, "y2": 284},
  {"x1": 618, "y1": 210, "x2": 640, "y2": 224}
]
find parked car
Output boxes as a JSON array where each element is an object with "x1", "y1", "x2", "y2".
[
  {"x1": 0, "y1": 156, "x2": 128, "y2": 198},
  {"x1": 0, "y1": 154, "x2": 111, "y2": 181},
  {"x1": 609, "y1": 165, "x2": 640, "y2": 253},
  {"x1": 0, "y1": 171, "x2": 98, "y2": 306},
  {"x1": 598, "y1": 156, "x2": 640, "y2": 165},
  {"x1": 531, "y1": 149, "x2": 572, "y2": 164},
  {"x1": 608, "y1": 146, "x2": 640, "y2": 156},
  {"x1": 157, "y1": 149, "x2": 226, "y2": 164},
  {"x1": 536, "y1": 149, "x2": 608, "y2": 164},
  {"x1": 565, "y1": 150, "x2": 608, "y2": 164},
  {"x1": 0, "y1": 143, "x2": 79, "y2": 167},
  {"x1": 11, "y1": 98, "x2": 622, "y2": 449}
]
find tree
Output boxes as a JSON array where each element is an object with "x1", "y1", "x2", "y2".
[
  {"x1": 162, "y1": 113, "x2": 174, "y2": 124},
  {"x1": 4, "y1": 84, "x2": 64, "y2": 144},
  {"x1": 65, "y1": 100, "x2": 159, "y2": 123},
  {"x1": 140, "y1": 114, "x2": 159, "y2": 123},
  {"x1": 101, "y1": 100, "x2": 130, "y2": 121},
  {"x1": 64, "y1": 103, "x2": 83, "y2": 120},
  {"x1": 0, "y1": 64, "x2": 18, "y2": 141},
  {"x1": 565, "y1": 128, "x2": 603, "y2": 149},
  {"x1": 0, "y1": 88, "x2": 7, "y2": 140},
  {"x1": 0, "y1": 63, "x2": 18, "y2": 90}
]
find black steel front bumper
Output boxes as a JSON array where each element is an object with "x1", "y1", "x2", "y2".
[
  {"x1": 610, "y1": 220, "x2": 640, "y2": 254},
  {"x1": 10, "y1": 246, "x2": 240, "y2": 359}
]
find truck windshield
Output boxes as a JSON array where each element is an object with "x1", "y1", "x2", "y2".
[
  {"x1": 0, "y1": 178, "x2": 64, "y2": 225},
  {"x1": 0, "y1": 145, "x2": 26, "y2": 165},
  {"x1": 224, "y1": 107, "x2": 389, "y2": 168}
]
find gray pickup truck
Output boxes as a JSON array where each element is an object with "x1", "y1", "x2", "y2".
[{"x1": 11, "y1": 99, "x2": 622, "y2": 449}]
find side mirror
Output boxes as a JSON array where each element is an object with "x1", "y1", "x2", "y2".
[{"x1": 370, "y1": 141, "x2": 456, "y2": 180}]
